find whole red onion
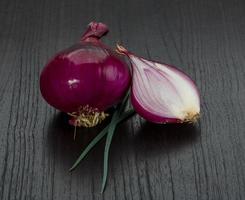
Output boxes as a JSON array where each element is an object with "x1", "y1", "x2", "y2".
[{"x1": 40, "y1": 22, "x2": 131, "y2": 127}]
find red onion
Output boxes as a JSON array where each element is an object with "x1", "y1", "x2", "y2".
[
  {"x1": 116, "y1": 45, "x2": 200, "y2": 123},
  {"x1": 40, "y1": 22, "x2": 131, "y2": 127}
]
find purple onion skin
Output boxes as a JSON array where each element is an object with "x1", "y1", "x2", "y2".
[{"x1": 40, "y1": 23, "x2": 131, "y2": 114}]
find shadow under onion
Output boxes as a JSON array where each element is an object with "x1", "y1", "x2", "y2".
[
  {"x1": 131, "y1": 121, "x2": 201, "y2": 157},
  {"x1": 46, "y1": 112, "x2": 110, "y2": 173},
  {"x1": 45, "y1": 111, "x2": 201, "y2": 192}
]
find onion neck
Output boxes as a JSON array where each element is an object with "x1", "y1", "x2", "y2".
[
  {"x1": 81, "y1": 21, "x2": 109, "y2": 42},
  {"x1": 81, "y1": 36, "x2": 101, "y2": 43},
  {"x1": 115, "y1": 44, "x2": 130, "y2": 56}
]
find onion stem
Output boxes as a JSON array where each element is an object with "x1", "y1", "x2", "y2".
[
  {"x1": 101, "y1": 91, "x2": 130, "y2": 192},
  {"x1": 101, "y1": 107, "x2": 120, "y2": 193}
]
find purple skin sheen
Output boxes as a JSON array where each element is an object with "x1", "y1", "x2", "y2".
[{"x1": 40, "y1": 38, "x2": 131, "y2": 113}]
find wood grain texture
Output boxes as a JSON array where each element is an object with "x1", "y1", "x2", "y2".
[{"x1": 1, "y1": 0, "x2": 245, "y2": 199}]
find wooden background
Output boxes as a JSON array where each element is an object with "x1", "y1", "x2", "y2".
[{"x1": 1, "y1": 0, "x2": 245, "y2": 199}]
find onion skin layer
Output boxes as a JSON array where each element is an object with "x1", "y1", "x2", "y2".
[
  {"x1": 40, "y1": 22, "x2": 131, "y2": 127},
  {"x1": 131, "y1": 93, "x2": 182, "y2": 123}
]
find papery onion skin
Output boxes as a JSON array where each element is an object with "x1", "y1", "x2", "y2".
[
  {"x1": 116, "y1": 45, "x2": 200, "y2": 124},
  {"x1": 40, "y1": 23, "x2": 131, "y2": 127}
]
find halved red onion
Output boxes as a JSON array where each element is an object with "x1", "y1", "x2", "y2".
[{"x1": 116, "y1": 45, "x2": 200, "y2": 123}]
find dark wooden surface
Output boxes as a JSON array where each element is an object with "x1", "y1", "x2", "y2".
[{"x1": 1, "y1": 0, "x2": 245, "y2": 199}]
